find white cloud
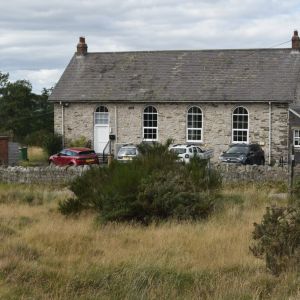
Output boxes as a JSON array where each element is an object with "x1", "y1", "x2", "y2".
[
  {"x1": 1, "y1": 0, "x2": 300, "y2": 93},
  {"x1": 9, "y1": 69, "x2": 63, "y2": 93}
]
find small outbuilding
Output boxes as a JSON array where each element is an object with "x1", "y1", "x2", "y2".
[{"x1": 0, "y1": 136, "x2": 19, "y2": 166}]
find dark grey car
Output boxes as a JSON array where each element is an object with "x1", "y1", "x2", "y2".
[{"x1": 219, "y1": 144, "x2": 265, "y2": 165}]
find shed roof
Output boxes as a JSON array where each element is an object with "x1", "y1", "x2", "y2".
[{"x1": 49, "y1": 48, "x2": 300, "y2": 103}]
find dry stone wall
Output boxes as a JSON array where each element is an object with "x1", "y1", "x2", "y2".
[
  {"x1": 0, "y1": 166, "x2": 88, "y2": 185},
  {"x1": 215, "y1": 164, "x2": 289, "y2": 183},
  {"x1": 0, "y1": 164, "x2": 289, "y2": 185}
]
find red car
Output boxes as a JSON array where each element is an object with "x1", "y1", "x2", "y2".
[{"x1": 49, "y1": 147, "x2": 99, "y2": 166}]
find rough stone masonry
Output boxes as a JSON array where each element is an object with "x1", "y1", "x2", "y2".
[{"x1": 0, "y1": 164, "x2": 289, "y2": 185}]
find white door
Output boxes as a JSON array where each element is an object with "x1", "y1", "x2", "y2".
[
  {"x1": 94, "y1": 106, "x2": 109, "y2": 154},
  {"x1": 94, "y1": 126, "x2": 109, "y2": 153}
]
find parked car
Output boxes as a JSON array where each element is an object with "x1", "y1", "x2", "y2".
[
  {"x1": 219, "y1": 143, "x2": 265, "y2": 165},
  {"x1": 169, "y1": 144, "x2": 214, "y2": 163},
  {"x1": 49, "y1": 147, "x2": 99, "y2": 166},
  {"x1": 117, "y1": 144, "x2": 139, "y2": 162}
]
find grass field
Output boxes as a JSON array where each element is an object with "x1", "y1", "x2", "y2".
[{"x1": 0, "y1": 183, "x2": 299, "y2": 299}]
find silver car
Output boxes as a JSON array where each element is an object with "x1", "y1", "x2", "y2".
[
  {"x1": 169, "y1": 144, "x2": 214, "y2": 163},
  {"x1": 117, "y1": 145, "x2": 139, "y2": 162}
]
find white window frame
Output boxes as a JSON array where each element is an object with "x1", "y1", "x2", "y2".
[
  {"x1": 294, "y1": 129, "x2": 300, "y2": 147},
  {"x1": 94, "y1": 106, "x2": 109, "y2": 127},
  {"x1": 143, "y1": 106, "x2": 158, "y2": 141},
  {"x1": 232, "y1": 106, "x2": 249, "y2": 143},
  {"x1": 187, "y1": 106, "x2": 203, "y2": 143}
]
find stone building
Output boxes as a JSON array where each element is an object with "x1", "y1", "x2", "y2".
[{"x1": 49, "y1": 32, "x2": 300, "y2": 164}]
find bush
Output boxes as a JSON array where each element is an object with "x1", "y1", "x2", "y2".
[
  {"x1": 250, "y1": 205, "x2": 300, "y2": 275},
  {"x1": 68, "y1": 136, "x2": 91, "y2": 148},
  {"x1": 24, "y1": 129, "x2": 52, "y2": 147},
  {"x1": 59, "y1": 141, "x2": 221, "y2": 223},
  {"x1": 42, "y1": 133, "x2": 62, "y2": 156},
  {"x1": 136, "y1": 170, "x2": 214, "y2": 223}
]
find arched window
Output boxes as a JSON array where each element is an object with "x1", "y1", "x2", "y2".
[
  {"x1": 232, "y1": 106, "x2": 249, "y2": 143},
  {"x1": 187, "y1": 106, "x2": 202, "y2": 142},
  {"x1": 94, "y1": 106, "x2": 109, "y2": 125},
  {"x1": 143, "y1": 106, "x2": 158, "y2": 141}
]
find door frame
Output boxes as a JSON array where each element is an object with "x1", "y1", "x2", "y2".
[{"x1": 93, "y1": 106, "x2": 110, "y2": 154}]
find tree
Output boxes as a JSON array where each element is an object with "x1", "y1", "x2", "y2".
[
  {"x1": 0, "y1": 72, "x2": 9, "y2": 92},
  {"x1": 0, "y1": 71, "x2": 53, "y2": 143}
]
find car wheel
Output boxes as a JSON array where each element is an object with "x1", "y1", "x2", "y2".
[
  {"x1": 260, "y1": 157, "x2": 265, "y2": 165},
  {"x1": 49, "y1": 161, "x2": 55, "y2": 167},
  {"x1": 244, "y1": 158, "x2": 251, "y2": 165}
]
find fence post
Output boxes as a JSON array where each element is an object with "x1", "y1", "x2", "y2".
[{"x1": 288, "y1": 144, "x2": 295, "y2": 195}]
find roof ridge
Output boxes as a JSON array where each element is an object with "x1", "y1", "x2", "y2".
[{"x1": 82, "y1": 48, "x2": 292, "y2": 55}]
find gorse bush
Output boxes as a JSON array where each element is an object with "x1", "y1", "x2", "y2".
[
  {"x1": 59, "y1": 141, "x2": 221, "y2": 223},
  {"x1": 250, "y1": 205, "x2": 300, "y2": 275},
  {"x1": 137, "y1": 170, "x2": 214, "y2": 222}
]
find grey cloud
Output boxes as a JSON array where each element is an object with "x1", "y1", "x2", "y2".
[{"x1": 0, "y1": 0, "x2": 300, "y2": 93}]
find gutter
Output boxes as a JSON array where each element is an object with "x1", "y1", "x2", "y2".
[
  {"x1": 115, "y1": 105, "x2": 118, "y2": 144},
  {"x1": 49, "y1": 99, "x2": 293, "y2": 104},
  {"x1": 60, "y1": 101, "x2": 64, "y2": 148},
  {"x1": 269, "y1": 101, "x2": 272, "y2": 165}
]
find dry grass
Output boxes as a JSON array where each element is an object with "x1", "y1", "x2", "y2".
[
  {"x1": 28, "y1": 146, "x2": 47, "y2": 161},
  {"x1": 0, "y1": 183, "x2": 299, "y2": 299},
  {"x1": 20, "y1": 146, "x2": 48, "y2": 166}
]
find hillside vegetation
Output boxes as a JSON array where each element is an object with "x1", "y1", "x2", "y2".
[{"x1": 0, "y1": 183, "x2": 299, "y2": 299}]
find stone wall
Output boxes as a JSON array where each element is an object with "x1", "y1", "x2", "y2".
[
  {"x1": 0, "y1": 166, "x2": 87, "y2": 185},
  {"x1": 215, "y1": 164, "x2": 289, "y2": 183},
  {"x1": 0, "y1": 165, "x2": 289, "y2": 185}
]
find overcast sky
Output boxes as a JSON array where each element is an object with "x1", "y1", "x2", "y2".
[{"x1": 1, "y1": 0, "x2": 300, "y2": 93}]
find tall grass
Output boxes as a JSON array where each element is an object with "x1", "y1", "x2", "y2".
[
  {"x1": 20, "y1": 146, "x2": 48, "y2": 167},
  {"x1": 0, "y1": 183, "x2": 298, "y2": 299}
]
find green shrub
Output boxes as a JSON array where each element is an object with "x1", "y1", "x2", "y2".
[
  {"x1": 68, "y1": 136, "x2": 91, "y2": 148},
  {"x1": 250, "y1": 205, "x2": 300, "y2": 275},
  {"x1": 24, "y1": 129, "x2": 52, "y2": 147},
  {"x1": 136, "y1": 170, "x2": 214, "y2": 223},
  {"x1": 136, "y1": 139, "x2": 178, "y2": 172},
  {"x1": 184, "y1": 157, "x2": 221, "y2": 192},
  {"x1": 59, "y1": 141, "x2": 221, "y2": 223},
  {"x1": 58, "y1": 197, "x2": 84, "y2": 215},
  {"x1": 42, "y1": 133, "x2": 62, "y2": 156}
]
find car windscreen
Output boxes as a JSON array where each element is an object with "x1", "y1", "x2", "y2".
[
  {"x1": 118, "y1": 148, "x2": 137, "y2": 156},
  {"x1": 78, "y1": 150, "x2": 95, "y2": 155},
  {"x1": 170, "y1": 148, "x2": 186, "y2": 154},
  {"x1": 226, "y1": 146, "x2": 249, "y2": 154}
]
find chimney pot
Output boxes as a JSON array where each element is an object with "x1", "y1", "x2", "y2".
[
  {"x1": 77, "y1": 36, "x2": 88, "y2": 56},
  {"x1": 292, "y1": 30, "x2": 300, "y2": 50}
]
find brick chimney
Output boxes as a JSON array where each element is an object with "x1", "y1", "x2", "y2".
[
  {"x1": 292, "y1": 30, "x2": 300, "y2": 50},
  {"x1": 77, "y1": 37, "x2": 88, "y2": 56}
]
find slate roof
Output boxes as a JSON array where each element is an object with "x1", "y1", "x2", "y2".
[{"x1": 49, "y1": 48, "x2": 300, "y2": 103}]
